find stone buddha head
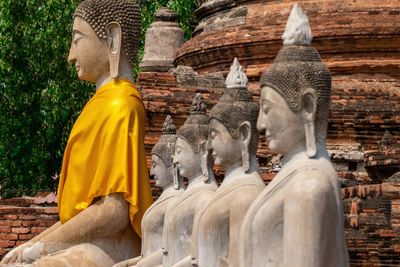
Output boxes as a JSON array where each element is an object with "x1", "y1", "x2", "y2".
[
  {"x1": 68, "y1": 0, "x2": 140, "y2": 83},
  {"x1": 257, "y1": 4, "x2": 331, "y2": 158},
  {"x1": 173, "y1": 93, "x2": 213, "y2": 182},
  {"x1": 209, "y1": 58, "x2": 259, "y2": 174},
  {"x1": 151, "y1": 115, "x2": 182, "y2": 190}
]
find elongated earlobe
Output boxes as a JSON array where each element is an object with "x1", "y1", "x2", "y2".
[
  {"x1": 239, "y1": 121, "x2": 251, "y2": 172},
  {"x1": 301, "y1": 88, "x2": 317, "y2": 158},
  {"x1": 106, "y1": 22, "x2": 122, "y2": 79},
  {"x1": 305, "y1": 122, "x2": 317, "y2": 158},
  {"x1": 200, "y1": 141, "x2": 214, "y2": 183},
  {"x1": 201, "y1": 150, "x2": 210, "y2": 183},
  {"x1": 172, "y1": 163, "x2": 180, "y2": 190}
]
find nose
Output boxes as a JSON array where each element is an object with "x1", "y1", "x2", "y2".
[
  {"x1": 149, "y1": 166, "x2": 154, "y2": 177},
  {"x1": 257, "y1": 109, "x2": 266, "y2": 132},
  {"x1": 67, "y1": 45, "x2": 76, "y2": 64}
]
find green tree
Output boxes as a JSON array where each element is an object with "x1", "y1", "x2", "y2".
[{"x1": 0, "y1": 0, "x2": 198, "y2": 198}]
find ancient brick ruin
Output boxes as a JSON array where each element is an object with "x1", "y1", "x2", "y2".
[
  {"x1": 1, "y1": 0, "x2": 400, "y2": 265},
  {"x1": 140, "y1": 0, "x2": 400, "y2": 265}
]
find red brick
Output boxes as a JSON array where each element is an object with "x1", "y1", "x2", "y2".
[
  {"x1": 0, "y1": 233, "x2": 18, "y2": 241},
  {"x1": 11, "y1": 228, "x2": 30, "y2": 234},
  {"x1": 0, "y1": 220, "x2": 22, "y2": 227},
  {"x1": 0, "y1": 226, "x2": 11, "y2": 233},
  {"x1": 18, "y1": 215, "x2": 38, "y2": 220},
  {"x1": 22, "y1": 220, "x2": 39, "y2": 227},
  {"x1": 0, "y1": 239, "x2": 16, "y2": 247}
]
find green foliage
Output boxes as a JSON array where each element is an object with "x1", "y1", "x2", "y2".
[{"x1": 0, "y1": 0, "x2": 198, "y2": 198}]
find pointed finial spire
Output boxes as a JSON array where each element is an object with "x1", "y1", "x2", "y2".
[
  {"x1": 190, "y1": 93, "x2": 207, "y2": 114},
  {"x1": 282, "y1": 4, "x2": 313, "y2": 46},
  {"x1": 225, "y1": 58, "x2": 248, "y2": 89},
  {"x1": 162, "y1": 115, "x2": 176, "y2": 135}
]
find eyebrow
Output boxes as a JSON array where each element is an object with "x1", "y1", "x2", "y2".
[{"x1": 72, "y1": 30, "x2": 85, "y2": 37}]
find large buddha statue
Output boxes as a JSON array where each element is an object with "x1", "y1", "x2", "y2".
[
  {"x1": 1, "y1": 1, "x2": 153, "y2": 266},
  {"x1": 239, "y1": 5, "x2": 349, "y2": 267},
  {"x1": 114, "y1": 116, "x2": 185, "y2": 267},
  {"x1": 162, "y1": 93, "x2": 218, "y2": 267},
  {"x1": 177, "y1": 58, "x2": 265, "y2": 267}
]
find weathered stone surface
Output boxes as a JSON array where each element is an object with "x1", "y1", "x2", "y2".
[{"x1": 140, "y1": 8, "x2": 184, "y2": 72}]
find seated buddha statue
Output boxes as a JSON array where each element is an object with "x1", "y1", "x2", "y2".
[
  {"x1": 127, "y1": 94, "x2": 218, "y2": 267},
  {"x1": 113, "y1": 116, "x2": 185, "y2": 267},
  {"x1": 162, "y1": 93, "x2": 218, "y2": 267},
  {"x1": 239, "y1": 5, "x2": 349, "y2": 267},
  {"x1": 1, "y1": 1, "x2": 153, "y2": 266},
  {"x1": 175, "y1": 58, "x2": 265, "y2": 267}
]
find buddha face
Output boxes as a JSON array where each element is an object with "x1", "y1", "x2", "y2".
[
  {"x1": 257, "y1": 87, "x2": 305, "y2": 156},
  {"x1": 209, "y1": 119, "x2": 242, "y2": 169},
  {"x1": 150, "y1": 154, "x2": 172, "y2": 188},
  {"x1": 173, "y1": 137, "x2": 202, "y2": 179},
  {"x1": 68, "y1": 17, "x2": 109, "y2": 82}
]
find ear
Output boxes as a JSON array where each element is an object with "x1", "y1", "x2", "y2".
[
  {"x1": 239, "y1": 121, "x2": 251, "y2": 148},
  {"x1": 199, "y1": 140, "x2": 207, "y2": 155},
  {"x1": 106, "y1": 22, "x2": 122, "y2": 79},
  {"x1": 301, "y1": 88, "x2": 317, "y2": 158},
  {"x1": 301, "y1": 88, "x2": 317, "y2": 123},
  {"x1": 239, "y1": 121, "x2": 251, "y2": 172}
]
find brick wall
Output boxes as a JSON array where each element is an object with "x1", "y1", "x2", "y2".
[{"x1": 0, "y1": 197, "x2": 58, "y2": 259}]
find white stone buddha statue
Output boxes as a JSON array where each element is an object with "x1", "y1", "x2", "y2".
[
  {"x1": 129, "y1": 94, "x2": 218, "y2": 267},
  {"x1": 239, "y1": 5, "x2": 349, "y2": 267},
  {"x1": 175, "y1": 58, "x2": 265, "y2": 267},
  {"x1": 114, "y1": 116, "x2": 185, "y2": 267}
]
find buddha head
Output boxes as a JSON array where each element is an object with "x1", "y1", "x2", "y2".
[
  {"x1": 151, "y1": 115, "x2": 182, "y2": 190},
  {"x1": 257, "y1": 4, "x2": 331, "y2": 158},
  {"x1": 68, "y1": 0, "x2": 140, "y2": 82},
  {"x1": 209, "y1": 58, "x2": 259, "y2": 173},
  {"x1": 173, "y1": 93, "x2": 213, "y2": 182}
]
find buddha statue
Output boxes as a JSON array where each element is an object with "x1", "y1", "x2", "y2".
[
  {"x1": 175, "y1": 58, "x2": 265, "y2": 267},
  {"x1": 1, "y1": 1, "x2": 153, "y2": 266},
  {"x1": 162, "y1": 93, "x2": 218, "y2": 267},
  {"x1": 114, "y1": 115, "x2": 184, "y2": 267},
  {"x1": 239, "y1": 5, "x2": 349, "y2": 267}
]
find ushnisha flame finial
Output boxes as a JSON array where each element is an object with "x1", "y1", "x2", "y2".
[
  {"x1": 162, "y1": 115, "x2": 176, "y2": 135},
  {"x1": 225, "y1": 58, "x2": 248, "y2": 89},
  {"x1": 282, "y1": 4, "x2": 313, "y2": 46},
  {"x1": 190, "y1": 93, "x2": 207, "y2": 114}
]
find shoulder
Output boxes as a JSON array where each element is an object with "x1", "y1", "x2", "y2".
[{"x1": 287, "y1": 169, "x2": 335, "y2": 202}]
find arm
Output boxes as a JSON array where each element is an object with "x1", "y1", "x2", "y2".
[
  {"x1": 113, "y1": 256, "x2": 142, "y2": 267},
  {"x1": 0, "y1": 222, "x2": 61, "y2": 264},
  {"x1": 135, "y1": 249, "x2": 163, "y2": 267},
  {"x1": 172, "y1": 255, "x2": 192, "y2": 267},
  {"x1": 228, "y1": 186, "x2": 263, "y2": 265},
  {"x1": 283, "y1": 172, "x2": 334, "y2": 267},
  {"x1": 20, "y1": 193, "x2": 130, "y2": 263}
]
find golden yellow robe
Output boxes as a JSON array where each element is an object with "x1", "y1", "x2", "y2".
[{"x1": 57, "y1": 79, "x2": 153, "y2": 237}]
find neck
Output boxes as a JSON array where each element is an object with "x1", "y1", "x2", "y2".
[
  {"x1": 163, "y1": 180, "x2": 175, "y2": 193},
  {"x1": 187, "y1": 173, "x2": 203, "y2": 187},
  {"x1": 95, "y1": 60, "x2": 134, "y2": 90},
  {"x1": 223, "y1": 165, "x2": 246, "y2": 183},
  {"x1": 223, "y1": 161, "x2": 242, "y2": 178}
]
